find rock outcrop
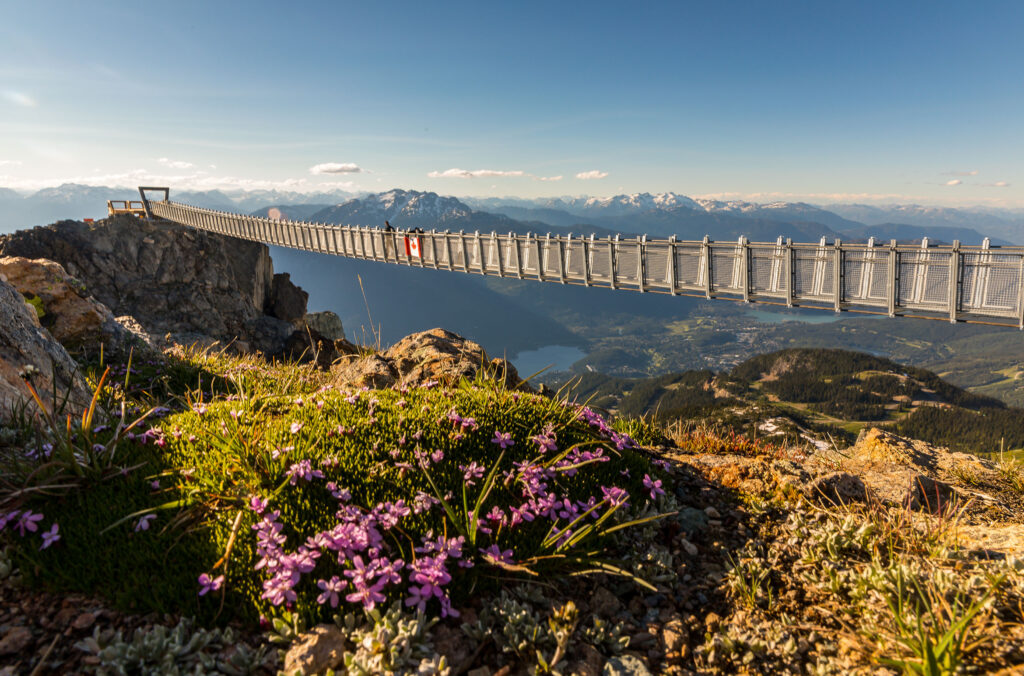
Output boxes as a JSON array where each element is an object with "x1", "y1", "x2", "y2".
[
  {"x1": 0, "y1": 277, "x2": 92, "y2": 418},
  {"x1": 266, "y1": 273, "x2": 308, "y2": 323},
  {"x1": 0, "y1": 217, "x2": 314, "y2": 356},
  {"x1": 0, "y1": 256, "x2": 146, "y2": 354},
  {"x1": 331, "y1": 328, "x2": 525, "y2": 390},
  {"x1": 304, "y1": 311, "x2": 345, "y2": 341}
]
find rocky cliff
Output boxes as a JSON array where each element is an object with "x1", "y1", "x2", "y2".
[{"x1": 0, "y1": 216, "x2": 323, "y2": 355}]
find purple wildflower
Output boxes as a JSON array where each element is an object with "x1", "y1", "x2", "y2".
[
  {"x1": 479, "y1": 544, "x2": 515, "y2": 565},
  {"x1": 460, "y1": 462, "x2": 486, "y2": 486},
  {"x1": 134, "y1": 514, "x2": 157, "y2": 532},
  {"x1": 601, "y1": 485, "x2": 630, "y2": 507},
  {"x1": 413, "y1": 491, "x2": 440, "y2": 514},
  {"x1": 289, "y1": 421, "x2": 303, "y2": 434},
  {"x1": 286, "y1": 459, "x2": 324, "y2": 485},
  {"x1": 491, "y1": 430, "x2": 514, "y2": 449},
  {"x1": 316, "y1": 576, "x2": 345, "y2": 607},
  {"x1": 198, "y1": 573, "x2": 224, "y2": 596},
  {"x1": 249, "y1": 495, "x2": 268, "y2": 513},
  {"x1": 16, "y1": 510, "x2": 43, "y2": 536},
  {"x1": 39, "y1": 523, "x2": 60, "y2": 550},
  {"x1": 643, "y1": 474, "x2": 666, "y2": 500}
]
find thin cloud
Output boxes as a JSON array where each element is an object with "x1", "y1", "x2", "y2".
[
  {"x1": 2, "y1": 91, "x2": 37, "y2": 107},
  {"x1": 0, "y1": 160, "x2": 22, "y2": 167},
  {"x1": 694, "y1": 191, "x2": 924, "y2": 204},
  {"x1": 945, "y1": 179, "x2": 962, "y2": 186},
  {"x1": 158, "y1": 157, "x2": 194, "y2": 169},
  {"x1": 944, "y1": 170, "x2": 979, "y2": 176},
  {"x1": 0, "y1": 170, "x2": 357, "y2": 194},
  {"x1": 575, "y1": 170, "x2": 609, "y2": 180},
  {"x1": 310, "y1": 162, "x2": 364, "y2": 175},
  {"x1": 538, "y1": 175, "x2": 563, "y2": 182},
  {"x1": 428, "y1": 168, "x2": 526, "y2": 178},
  {"x1": 989, "y1": 181, "x2": 1011, "y2": 188}
]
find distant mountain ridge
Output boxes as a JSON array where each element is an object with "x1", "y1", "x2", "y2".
[{"x1": 0, "y1": 183, "x2": 355, "y2": 233}]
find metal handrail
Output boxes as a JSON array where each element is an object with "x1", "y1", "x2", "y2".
[{"x1": 146, "y1": 197, "x2": 1024, "y2": 330}]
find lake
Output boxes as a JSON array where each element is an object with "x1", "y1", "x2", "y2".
[
  {"x1": 511, "y1": 345, "x2": 586, "y2": 376},
  {"x1": 745, "y1": 308, "x2": 845, "y2": 324}
]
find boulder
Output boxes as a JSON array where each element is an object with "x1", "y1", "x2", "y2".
[
  {"x1": 0, "y1": 256, "x2": 144, "y2": 355},
  {"x1": 304, "y1": 311, "x2": 345, "y2": 341},
  {"x1": 0, "y1": 278, "x2": 92, "y2": 419},
  {"x1": 385, "y1": 328, "x2": 524, "y2": 388},
  {"x1": 273, "y1": 326, "x2": 358, "y2": 370},
  {"x1": 332, "y1": 328, "x2": 527, "y2": 390},
  {"x1": 266, "y1": 272, "x2": 308, "y2": 323},
  {"x1": 282, "y1": 625, "x2": 346, "y2": 675},
  {"x1": 804, "y1": 471, "x2": 868, "y2": 506},
  {"x1": 332, "y1": 353, "x2": 398, "y2": 389},
  {"x1": 908, "y1": 474, "x2": 959, "y2": 514},
  {"x1": 841, "y1": 428, "x2": 979, "y2": 510}
]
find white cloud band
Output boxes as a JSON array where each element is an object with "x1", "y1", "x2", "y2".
[
  {"x1": 158, "y1": 158, "x2": 194, "y2": 169},
  {"x1": 310, "y1": 162, "x2": 364, "y2": 175},
  {"x1": 575, "y1": 170, "x2": 608, "y2": 180},
  {"x1": 428, "y1": 168, "x2": 526, "y2": 179}
]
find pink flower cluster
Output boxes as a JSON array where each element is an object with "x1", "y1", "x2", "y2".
[{"x1": 243, "y1": 478, "x2": 464, "y2": 616}]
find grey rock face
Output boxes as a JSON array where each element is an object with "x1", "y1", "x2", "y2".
[
  {"x1": 0, "y1": 216, "x2": 280, "y2": 351},
  {"x1": 304, "y1": 311, "x2": 345, "y2": 341},
  {"x1": 266, "y1": 272, "x2": 308, "y2": 323}
]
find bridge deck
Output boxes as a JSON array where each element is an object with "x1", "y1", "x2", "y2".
[{"x1": 143, "y1": 192, "x2": 1024, "y2": 329}]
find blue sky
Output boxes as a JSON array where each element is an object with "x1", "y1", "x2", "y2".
[{"x1": 1, "y1": 0, "x2": 1023, "y2": 205}]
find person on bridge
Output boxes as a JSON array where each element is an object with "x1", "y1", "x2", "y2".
[{"x1": 384, "y1": 221, "x2": 396, "y2": 259}]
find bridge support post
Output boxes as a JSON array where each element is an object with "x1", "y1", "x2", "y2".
[
  {"x1": 536, "y1": 235, "x2": 546, "y2": 282},
  {"x1": 949, "y1": 241, "x2": 960, "y2": 324},
  {"x1": 637, "y1": 235, "x2": 646, "y2": 292},
  {"x1": 834, "y1": 239, "x2": 842, "y2": 313},
  {"x1": 609, "y1": 235, "x2": 618, "y2": 289},
  {"x1": 1018, "y1": 256, "x2": 1024, "y2": 330},
  {"x1": 583, "y1": 234, "x2": 593, "y2": 286},
  {"x1": 474, "y1": 231, "x2": 485, "y2": 274},
  {"x1": 785, "y1": 238, "x2": 794, "y2": 307},
  {"x1": 668, "y1": 235, "x2": 677, "y2": 295},
  {"x1": 511, "y1": 233, "x2": 522, "y2": 278},
  {"x1": 702, "y1": 236, "x2": 712, "y2": 299},
  {"x1": 887, "y1": 239, "x2": 898, "y2": 317},
  {"x1": 558, "y1": 235, "x2": 567, "y2": 284},
  {"x1": 495, "y1": 233, "x2": 505, "y2": 277},
  {"x1": 740, "y1": 236, "x2": 750, "y2": 302}
]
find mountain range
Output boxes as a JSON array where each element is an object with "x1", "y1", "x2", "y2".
[
  {"x1": 295, "y1": 189, "x2": 1015, "y2": 245},
  {"x1": 3, "y1": 183, "x2": 1022, "y2": 245}
]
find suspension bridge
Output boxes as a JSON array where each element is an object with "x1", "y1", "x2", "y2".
[{"x1": 126, "y1": 187, "x2": 1024, "y2": 329}]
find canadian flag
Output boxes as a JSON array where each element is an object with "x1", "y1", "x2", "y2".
[{"x1": 404, "y1": 236, "x2": 422, "y2": 258}]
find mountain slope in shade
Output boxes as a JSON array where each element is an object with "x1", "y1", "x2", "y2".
[
  {"x1": 826, "y1": 204, "x2": 1024, "y2": 244},
  {"x1": 695, "y1": 199, "x2": 864, "y2": 232},
  {"x1": 839, "y1": 223, "x2": 1013, "y2": 246}
]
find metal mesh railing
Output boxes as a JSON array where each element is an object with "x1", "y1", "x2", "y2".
[{"x1": 147, "y1": 198, "x2": 1024, "y2": 328}]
